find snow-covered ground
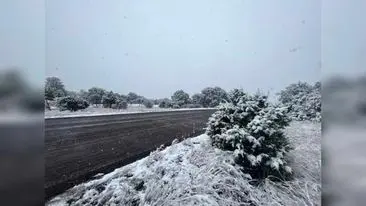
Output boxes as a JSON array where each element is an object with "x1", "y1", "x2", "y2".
[
  {"x1": 47, "y1": 121, "x2": 320, "y2": 206},
  {"x1": 45, "y1": 104, "x2": 214, "y2": 119}
]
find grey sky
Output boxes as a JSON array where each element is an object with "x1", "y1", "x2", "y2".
[
  {"x1": 322, "y1": 0, "x2": 366, "y2": 78},
  {"x1": 0, "y1": 0, "x2": 45, "y2": 87},
  {"x1": 1, "y1": 1, "x2": 365, "y2": 98},
  {"x1": 44, "y1": 0, "x2": 321, "y2": 98}
]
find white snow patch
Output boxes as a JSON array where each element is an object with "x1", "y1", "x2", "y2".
[{"x1": 45, "y1": 106, "x2": 216, "y2": 119}]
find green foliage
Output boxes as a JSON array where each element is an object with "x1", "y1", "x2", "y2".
[
  {"x1": 143, "y1": 99, "x2": 154, "y2": 108},
  {"x1": 102, "y1": 91, "x2": 117, "y2": 108},
  {"x1": 201, "y1": 87, "x2": 228, "y2": 107},
  {"x1": 278, "y1": 81, "x2": 321, "y2": 121},
  {"x1": 313, "y1": 81, "x2": 321, "y2": 91},
  {"x1": 112, "y1": 93, "x2": 128, "y2": 109},
  {"x1": 171, "y1": 90, "x2": 190, "y2": 106},
  {"x1": 153, "y1": 99, "x2": 161, "y2": 105},
  {"x1": 45, "y1": 77, "x2": 67, "y2": 100},
  {"x1": 228, "y1": 88, "x2": 247, "y2": 105},
  {"x1": 278, "y1": 82, "x2": 313, "y2": 104},
  {"x1": 118, "y1": 94, "x2": 128, "y2": 101},
  {"x1": 135, "y1": 97, "x2": 145, "y2": 105},
  {"x1": 159, "y1": 98, "x2": 173, "y2": 108},
  {"x1": 87, "y1": 87, "x2": 106, "y2": 105},
  {"x1": 114, "y1": 99, "x2": 128, "y2": 109},
  {"x1": 127, "y1": 92, "x2": 139, "y2": 104},
  {"x1": 45, "y1": 88, "x2": 55, "y2": 101},
  {"x1": 206, "y1": 89, "x2": 292, "y2": 180},
  {"x1": 57, "y1": 96, "x2": 89, "y2": 111},
  {"x1": 88, "y1": 94, "x2": 101, "y2": 106},
  {"x1": 79, "y1": 89, "x2": 89, "y2": 100},
  {"x1": 191, "y1": 93, "x2": 204, "y2": 106}
]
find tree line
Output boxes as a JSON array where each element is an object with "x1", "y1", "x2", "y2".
[
  {"x1": 45, "y1": 77, "x2": 231, "y2": 111},
  {"x1": 45, "y1": 76, "x2": 322, "y2": 120}
]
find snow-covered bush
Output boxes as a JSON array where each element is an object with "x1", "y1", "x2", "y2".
[
  {"x1": 171, "y1": 90, "x2": 190, "y2": 107},
  {"x1": 228, "y1": 88, "x2": 247, "y2": 105},
  {"x1": 206, "y1": 90, "x2": 292, "y2": 180},
  {"x1": 159, "y1": 98, "x2": 173, "y2": 108},
  {"x1": 88, "y1": 87, "x2": 106, "y2": 105},
  {"x1": 143, "y1": 99, "x2": 154, "y2": 108},
  {"x1": 102, "y1": 91, "x2": 117, "y2": 108},
  {"x1": 200, "y1": 87, "x2": 229, "y2": 107},
  {"x1": 113, "y1": 99, "x2": 128, "y2": 109},
  {"x1": 278, "y1": 81, "x2": 321, "y2": 121},
  {"x1": 191, "y1": 93, "x2": 204, "y2": 106},
  {"x1": 302, "y1": 90, "x2": 321, "y2": 121},
  {"x1": 57, "y1": 96, "x2": 89, "y2": 111}
]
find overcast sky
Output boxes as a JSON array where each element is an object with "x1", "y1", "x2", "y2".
[{"x1": 1, "y1": 0, "x2": 365, "y2": 98}]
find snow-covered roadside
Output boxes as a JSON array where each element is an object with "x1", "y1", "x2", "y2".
[
  {"x1": 45, "y1": 107, "x2": 216, "y2": 119},
  {"x1": 46, "y1": 121, "x2": 320, "y2": 206}
]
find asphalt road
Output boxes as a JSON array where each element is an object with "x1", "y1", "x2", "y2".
[{"x1": 45, "y1": 109, "x2": 215, "y2": 200}]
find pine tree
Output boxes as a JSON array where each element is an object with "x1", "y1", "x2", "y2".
[{"x1": 206, "y1": 89, "x2": 292, "y2": 180}]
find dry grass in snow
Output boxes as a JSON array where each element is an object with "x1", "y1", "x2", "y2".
[{"x1": 47, "y1": 121, "x2": 320, "y2": 206}]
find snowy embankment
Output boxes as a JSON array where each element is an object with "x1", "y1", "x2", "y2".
[
  {"x1": 45, "y1": 104, "x2": 215, "y2": 119},
  {"x1": 47, "y1": 121, "x2": 320, "y2": 206}
]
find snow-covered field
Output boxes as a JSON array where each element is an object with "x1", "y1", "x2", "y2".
[
  {"x1": 47, "y1": 121, "x2": 320, "y2": 206},
  {"x1": 45, "y1": 104, "x2": 214, "y2": 119}
]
